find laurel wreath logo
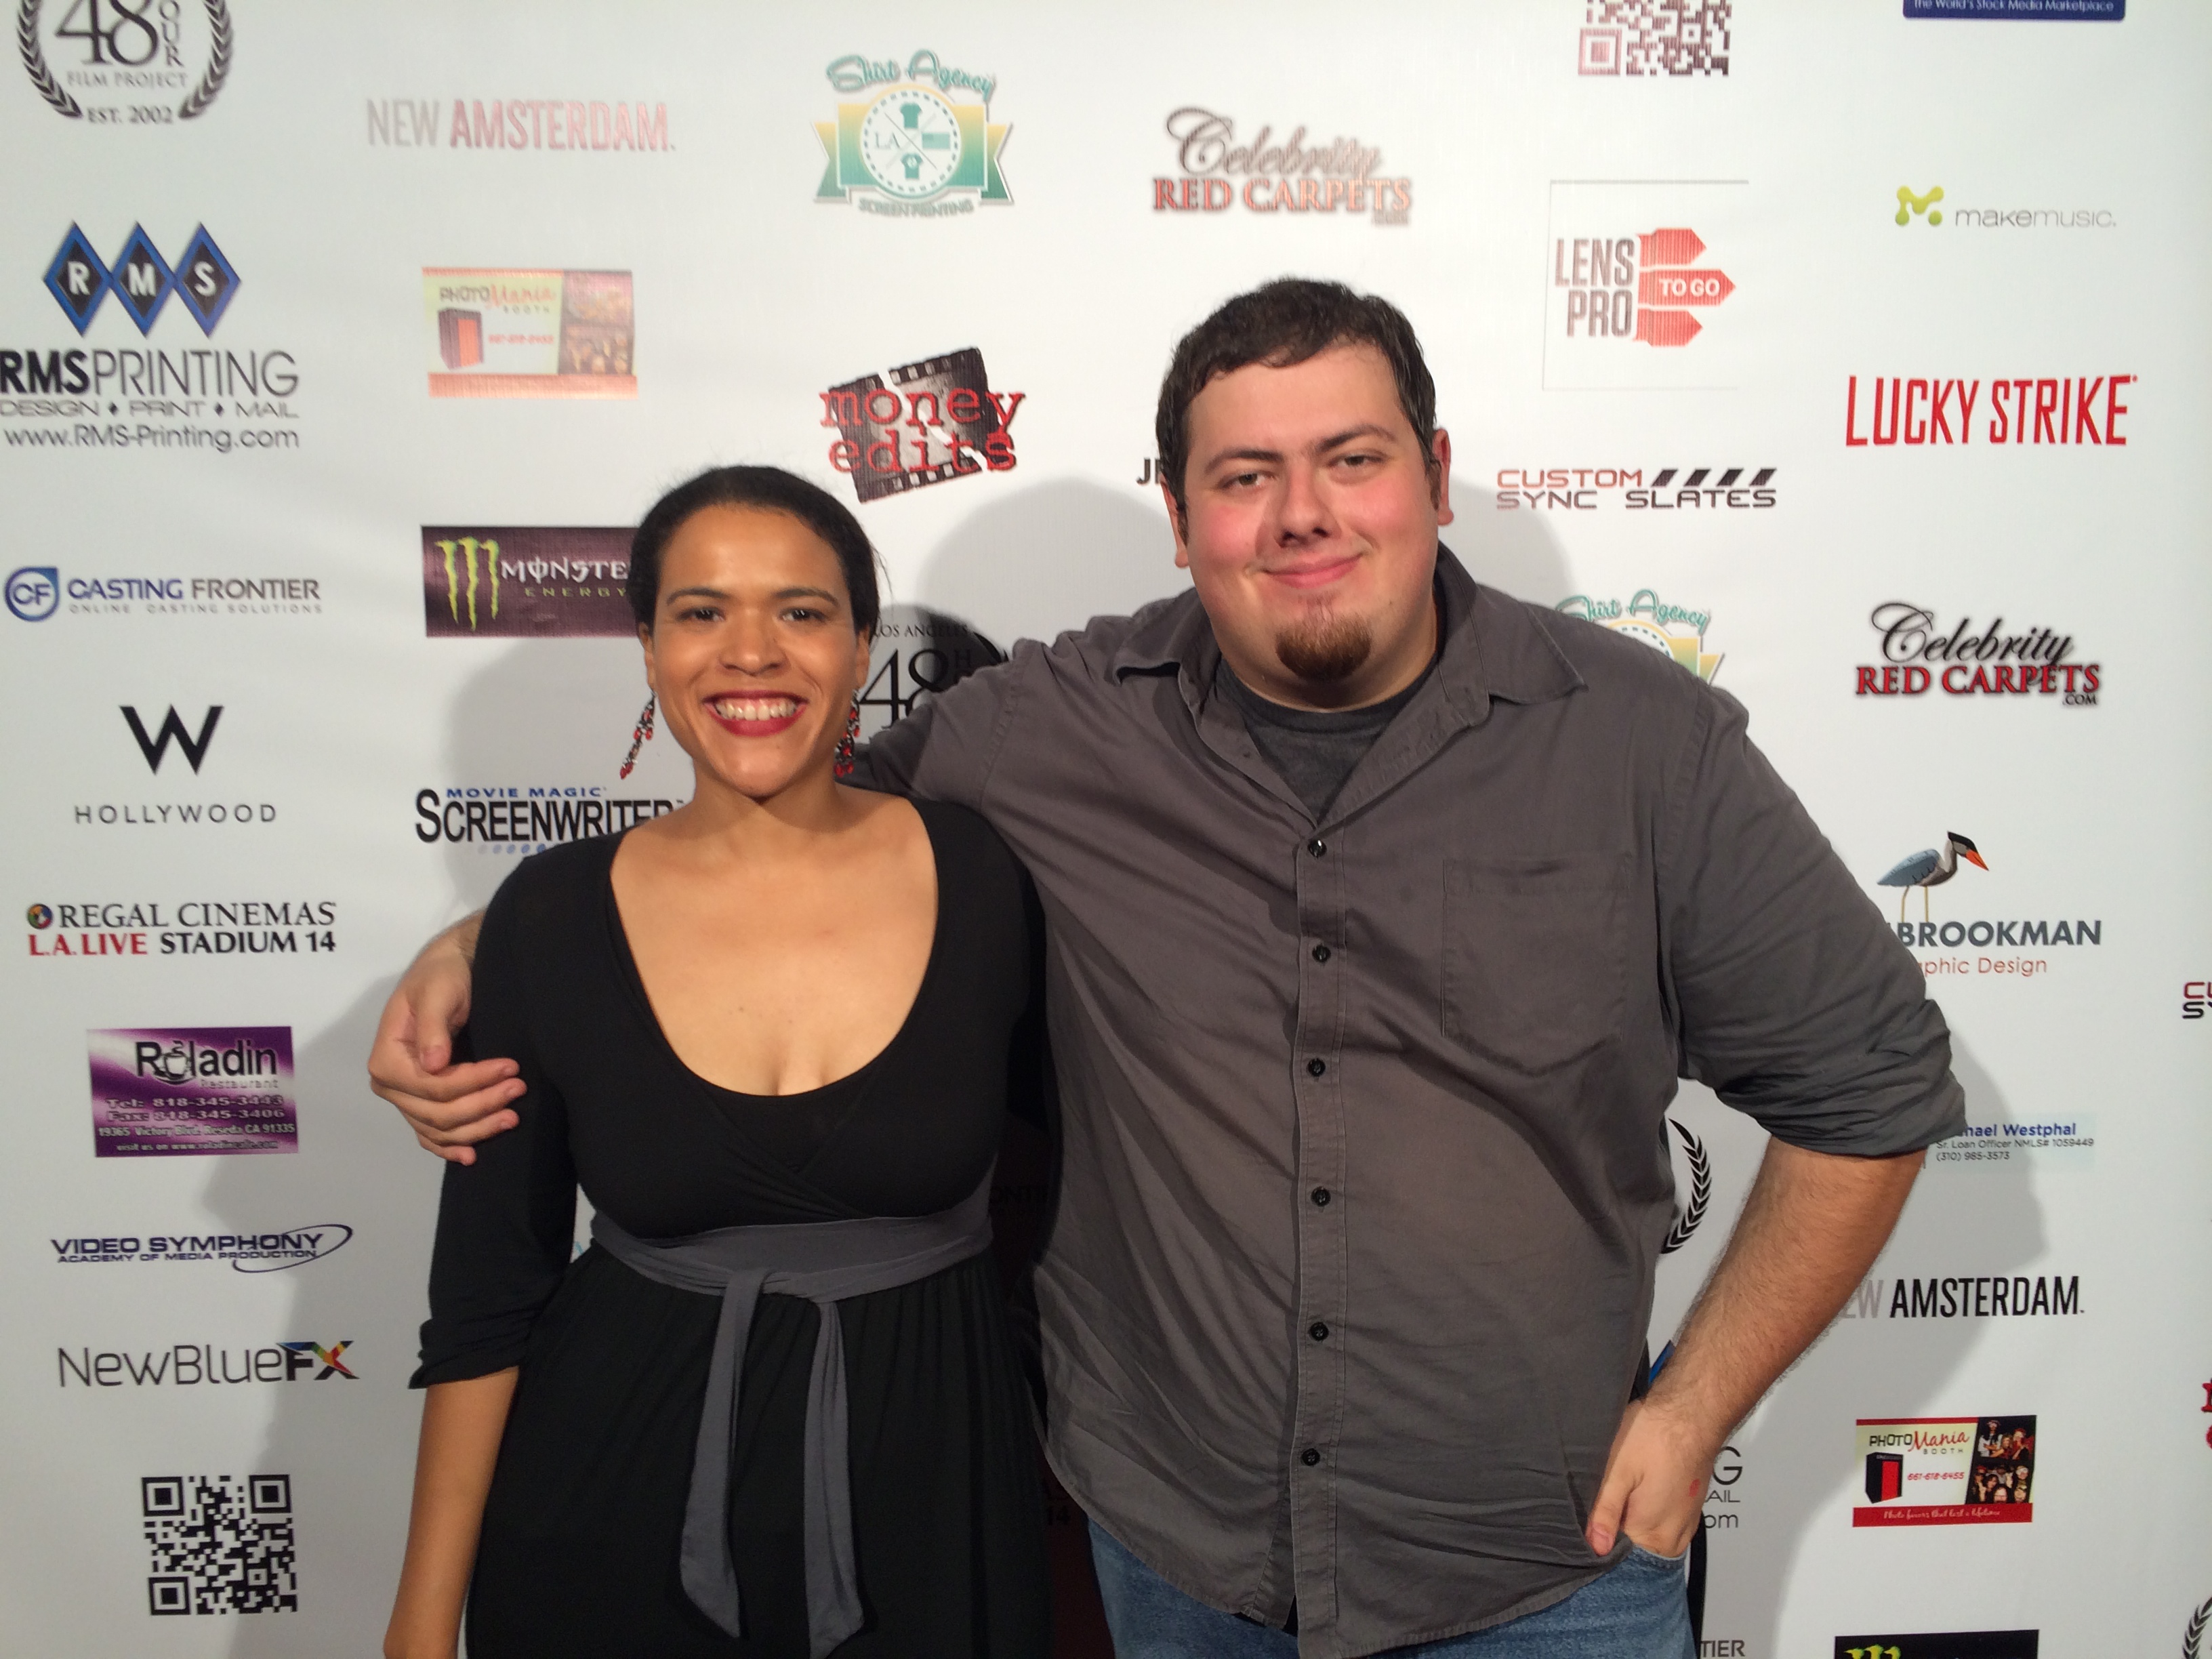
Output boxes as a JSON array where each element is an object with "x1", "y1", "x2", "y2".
[
  {"x1": 2184, "y1": 1594, "x2": 2209, "y2": 1659},
  {"x1": 18, "y1": 0, "x2": 229, "y2": 120},
  {"x1": 1661, "y1": 1118, "x2": 1711, "y2": 1254}
]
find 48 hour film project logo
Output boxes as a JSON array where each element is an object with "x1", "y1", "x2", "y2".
[
  {"x1": 18, "y1": 0, "x2": 231, "y2": 125},
  {"x1": 815, "y1": 49, "x2": 1010, "y2": 218}
]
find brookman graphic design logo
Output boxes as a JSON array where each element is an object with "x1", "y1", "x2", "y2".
[
  {"x1": 815, "y1": 50, "x2": 1009, "y2": 217},
  {"x1": 18, "y1": 0, "x2": 231, "y2": 123},
  {"x1": 1154, "y1": 108, "x2": 1411, "y2": 223},
  {"x1": 87, "y1": 1027, "x2": 297, "y2": 1157},
  {"x1": 61, "y1": 1341, "x2": 353, "y2": 1386},
  {"x1": 1844, "y1": 373, "x2": 2133, "y2": 447},
  {"x1": 424, "y1": 268, "x2": 633, "y2": 398},
  {"x1": 28, "y1": 897, "x2": 337, "y2": 958},
  {"x1": 1578, "y1": 1, "x2": 1731, "y2": 77},
  {"x1": 54, "y1": 1223, "x2": 352, "y2": 1271},
  {"x1": 423, "y1": 527, "x2": 632, "y2": 637},
  {"x1": 1494, "y1": 465, "x2": 1776, "y2": 512},
  {"x1": 1870, "y1": 832, "x2": 2101, "y2": 979},
  {"x1": 1557, "y1": 590, "x2": 1722, "y2": 682},
  {"x1": 821, "y1": 348, "x2": 1021, "y2": 503},
  {"x1": 1835, "y1": 1635, "x2": 2038, "y2": 1659},
  {"x1": 1855, "y1": 1414, "x2": 2035, "y2": 1526},
  {"x1": 1856, "y1": 605, "x2": 2100, "y2": 704}
]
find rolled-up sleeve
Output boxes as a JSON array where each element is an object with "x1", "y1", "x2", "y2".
[
  {"x1": 411, "y1": 865, "x2": 579, "y2": 1385},
  {"x1": 1660, "y1": 685, "x2": 1967, "y2": 1155},
  {"x1": 853, "y1": 647, "x2": 1027, "y2": 807}
]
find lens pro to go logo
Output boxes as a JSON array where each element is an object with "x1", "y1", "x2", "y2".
[{"x1": 1896, "y1": 186, "x2": 1944, "y2": 226}]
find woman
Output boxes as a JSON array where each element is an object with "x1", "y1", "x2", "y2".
[{"x1": 384, "y1": 466, "x2": 1050, "y2": 1659}]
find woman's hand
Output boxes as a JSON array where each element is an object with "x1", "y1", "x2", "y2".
[{"x1": 367, "y1": 913, "x2": 527, "y2": 1164}]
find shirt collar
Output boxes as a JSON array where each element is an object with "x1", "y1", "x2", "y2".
[{"x1": 1108, "y1": 544, "x2": 1584, "y2": 724}]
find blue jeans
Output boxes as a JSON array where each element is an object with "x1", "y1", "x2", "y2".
[{"x1": 1089, "y1": 1521, "x2": 1694, "y2": 1658}]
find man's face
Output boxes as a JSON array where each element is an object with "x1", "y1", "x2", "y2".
[{"x1": 1166, "y1": 342, "x2": 1452, "y2": 710}]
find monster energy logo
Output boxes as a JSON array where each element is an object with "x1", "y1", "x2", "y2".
[{"x1": 436, "y1": 537, "x2": 499, "y2": 628}]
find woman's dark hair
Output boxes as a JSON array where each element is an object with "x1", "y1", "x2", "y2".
[
  {"x1": 1153, "y1": 278, "x2": 1439, "y2": 521},
  {"x1": 628, "y1": 465, "x2": 880, "y2": 636}
]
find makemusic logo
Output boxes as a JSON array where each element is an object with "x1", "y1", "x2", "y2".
[
  {"x1": 1855, "y1": 604, "x2": 2100, "y2": 705},
  {"x1": 1153, "y1": 108, "x2": 1411, "y2": 224},
  {"x1": 1853, "y1": 1414, "x2": 2036, "y2": 1527}
]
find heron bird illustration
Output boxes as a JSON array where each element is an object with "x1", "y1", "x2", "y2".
[{"x1": 1877, "y1": 832, "x2": 1988, "y2": 922}]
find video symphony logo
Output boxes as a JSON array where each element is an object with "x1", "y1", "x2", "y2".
[{"x1": 18, "y1": 0, "x2": 231, "y2": 123}]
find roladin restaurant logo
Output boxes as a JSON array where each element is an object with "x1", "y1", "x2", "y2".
[
  {"x1": 1854, "y1": 1414, "x2": 2036, "y2": 1527},
  {"x1": 1578, "y1": 1, "x2": 1730, "y2": 77},
  {"x1": 18, "y1": 0, "x2": 230, "y2": 123},
  {"x1": 1844, "y1": 373, "x2": 2133, "y2": 446},
  {"x1": 87, "y1": 1026, "x2": 298, "y2": 1157},
  {"x1": 815, "y1": 50, "x2": 1010, "y2": 218},
  {"x1": 424, "y1": 269, "x2": 634, "y2": 398},
  {"x1": 1555, "y1": 590, "x2": 1722, "y2": 681},
  {"x1": 1856, "y1": 604, "x2": 2100, "y2": 705},
  {"x1": 422, "y1": 527, "x2": 632, "y2": 637},
  {"x1": 1835, "y1": 1635, "x2": 2037, "y2": 1659},
  {"x1": 1153, "y1": 108, "x2": 1411, "y2": 223},
  {"x1": 821, "y1": 348, "x2": 1021, "y2": 503},
  {"x1": 1544, "y1": 181, "x2": 1746, "y2": 388}
]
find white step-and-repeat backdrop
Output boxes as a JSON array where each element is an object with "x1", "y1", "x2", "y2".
[{"x1": 2, "y1": 3, "x2": 2207, "y2": 1655}]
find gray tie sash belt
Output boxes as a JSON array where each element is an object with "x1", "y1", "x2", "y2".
[{"x1": 588, "y1": 1171, "x2": 994, "y2": 1659}]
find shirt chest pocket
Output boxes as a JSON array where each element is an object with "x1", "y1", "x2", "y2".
[{"x1": 1441, "y1": 853, "x2": 1629, "y2": 1073}]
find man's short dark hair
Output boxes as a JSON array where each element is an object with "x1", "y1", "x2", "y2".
[{"x1": 1153, "y1": 278, "x2": 1439, "y2": 520}]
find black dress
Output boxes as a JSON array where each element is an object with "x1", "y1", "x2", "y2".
[{"x1": 412, "y1": 800, "x2": 1051, "y2": 1659}]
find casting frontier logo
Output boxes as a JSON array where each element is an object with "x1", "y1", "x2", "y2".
[{"x1": 1897, "y1": 185, "x2": 1944, "y2": 226}]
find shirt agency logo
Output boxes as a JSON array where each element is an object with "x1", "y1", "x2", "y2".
[
  {"x1": 1838, "y1": 1272, "x2": 2081, "y2": 1322},
  {"x1": 820, "y1": 348, "x2": 1022, "y2": 503},
  {"x1": 815, "y1": 50, "x2": 1010, "y2": 218},
  {"x1": 1856, "y1": 605, "x2": 2100, "y2": 704},
  {"x1": 27, "y1": 897, "x2": 337, "y2": 958},
  {"x1": 1843, "y1": 373, "x2": 2133, "y2": 447},
  {"x1": 10, "y1": 567, "x2": 323, "y2": 618},
  {"x1": 87, "y1": 1026, "x2": 296, "y2": 1157},
  {"x1": 424, "y1": 268, "x2": 633, "y2": 398},
  {"x1": 1835, "y1": 1635, "x2": 2038, "y2": 1659},
  {"x1": 60, "y1": 1340, "x2": 353, "y2": 1387},
  {"x1": 17, "y1": 0, "x2": 230, "y2": 123},
  {"x1": 54, "y1": 1223, "x2": 351, "y2": 1270},
  {"x1": 416, "y1": 785, "x2": 680, "y2": 852},
  {"x1": 1494, "y1": 464, "x2": 1776, "y2": 512},
  {"x1": 1544, "y1": 181, "x2": 1747, "y2": 388},
  {"x1": 1555, "y1": 590, "x2": 1723, "y2": 682},
  {"x1": 1578, "y1": 1, "x2": 1730, "y2": 77},
  {"x1": 1154, "y1": 108, "x2": 1412, "y2": 223},
  {"x1": 367, "y1": 96, "x2": 670, "y2": 152},
  {"x1": 423, "y1": 527, "x2": 631, "y2": 637},
  {"x1": 7, "y1": 221, "x2": 299, "y2": 452},
  {"x1": 1854, "y1": 1414, "x2": 2035, "y2": 1526},
  {"x1": 1893, "y1": 183, "x2": 2112, "y2": 230}
]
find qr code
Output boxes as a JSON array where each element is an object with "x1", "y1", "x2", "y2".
[
  {"x1": 143, "y1": 1474, "x2": 298, "y2": 1615},
  {"x1": 1580, "y1": 1, "x2": 1732, "y2": 76}
]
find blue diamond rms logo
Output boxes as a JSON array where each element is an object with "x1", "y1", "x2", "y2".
[
  {"x1": 172, "y1": 225, "x2": 238, "y2": 335},
  {"x1": 43, "y1": 225, "x2": 108, "y2": 334},
  {"x1": 109, "y1": 224, "x2": 173, "y2": 335}
]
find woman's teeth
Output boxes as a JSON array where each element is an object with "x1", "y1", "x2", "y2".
[{"x1": 710, "y1": 697, "x2": 800, "y2": 720}]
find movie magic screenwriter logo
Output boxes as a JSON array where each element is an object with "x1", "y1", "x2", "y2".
[
  {"x1": 86, "y1": 1027, "x2": 298, "y2": 1157},
  {"x1": 1153, "y1": 108, "x2": 1411, "y2": 223},
  {"x1": 424, "y1": 268, "x2": 633, "y2": 398},
  {"x1": 17, "y1": 0, "x2": 231, "y2": 124},
  {"x1": 422, "y1": 527, "x2": 631, "y2": 636},
  {"x1": 5, "y1": 222, "x2": 300, "y2": 453},
  {"x1": 1856, "y1": 604, "x2": 2100, "y2": 705},
  {"x1": 1855, "y1": 1415, "x2": 2036, "y2": 1527},
  {"x1": 815, "y1": 50, "x2": 1008, "y2": 217},
  {"x1": 821, "y1": 348, "x2": 1022, "y2": 503}
]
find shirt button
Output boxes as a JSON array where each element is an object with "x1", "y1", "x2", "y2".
[
  {"x1": 1300, "y1": 1448, "x2": 1322, "y2": 1467},
  {"x1": 1306, "y1": 1058, "x2": 1326, "y2": 1077},
  {"x1": 1307, "y1": 838, "x2": 1327, "y2": 858},
  {"x1": 1311, "y1": 943, "x2": 1331, "y2": 963},
  {"x1": 1309, "y1": 1321, "x2": 1330, "y2": 1343},
  {"x1": 1311, "y1": 1187, "x2": 1331, "y2": 1207}
]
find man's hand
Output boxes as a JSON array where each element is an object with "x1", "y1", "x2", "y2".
[
  {"x1": 1585, "y1": 1135, "x2": 1925, "y2": 1558},
  {"x1": 367, "y1": 914, "x2": 520, "y2": 1165}
]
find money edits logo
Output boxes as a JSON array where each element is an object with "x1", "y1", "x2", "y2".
[
  {"x1": 18, "y1": 0, "x2": 232, "y2": 123},
  {"x1": 821, "y1": 348, "x2": 1021, "y2": 503},
  {"x1": 815, "y1": 51, "x2": 1010, "y2": 217},
  {"x1": 423, "y1": 527, "x2": 632, "y2": 637}
]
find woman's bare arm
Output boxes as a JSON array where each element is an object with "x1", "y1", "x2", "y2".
[{"x1": 384, "y1": 1369, "x2": 519, "y2": 1659}]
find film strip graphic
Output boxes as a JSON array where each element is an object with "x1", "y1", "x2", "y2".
[{"x1": 822, "y1": 348, "x2": 1004, "y2": 503}]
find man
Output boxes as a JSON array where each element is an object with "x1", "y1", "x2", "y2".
[{"x1": 372, "y1": 279, "x2": 1960, "y2": 1658}]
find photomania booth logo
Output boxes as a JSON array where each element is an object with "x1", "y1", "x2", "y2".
[
  {"x1": 1854, "y1": 1415, "x2": 2035, "y2": 1526},
  {"x1": 424, "y1": 269, "x2": 633, "y2": 397}
]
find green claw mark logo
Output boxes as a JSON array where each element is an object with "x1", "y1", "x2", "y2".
[
  {"x1": 1896, "y1": 185, "x2": 1944, "y2": 226},
  {"x1": 436, "y1": 537, "x2": 499, "y2": 629}
]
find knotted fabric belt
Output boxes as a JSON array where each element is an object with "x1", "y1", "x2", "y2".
[{"x1": 590, "y1": 1172, "x2": 994, "y2": 1658}]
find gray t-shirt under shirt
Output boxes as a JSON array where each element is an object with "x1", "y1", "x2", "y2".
[{"x1": 1213, "y1": 655, "x2": 1434, "y2": 818}]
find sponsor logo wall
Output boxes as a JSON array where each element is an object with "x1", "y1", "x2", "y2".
[{"x1": 0, "y1": 5, "x2": 2201, "y2": 1656}]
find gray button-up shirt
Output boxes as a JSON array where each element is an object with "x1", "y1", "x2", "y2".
[{"x1": 865, "y1": 548, "x2": 1963, "y2": 1658}]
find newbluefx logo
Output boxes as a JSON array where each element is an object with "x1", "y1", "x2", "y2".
[{"x1": 59, "y1": 1340, "x2": 354, "y2": 1386}]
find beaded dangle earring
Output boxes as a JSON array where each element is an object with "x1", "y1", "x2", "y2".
[
  {"x1": 618, "y1": 694, "x2": 655, "y2": 780},
  {"x1": 833, "y1": 697, "x2": 861, "y2": 777}
]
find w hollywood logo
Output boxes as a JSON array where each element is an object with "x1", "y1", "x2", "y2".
[{"x1": 123, "y1": 706, "x2": 222, "y2": 774}]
